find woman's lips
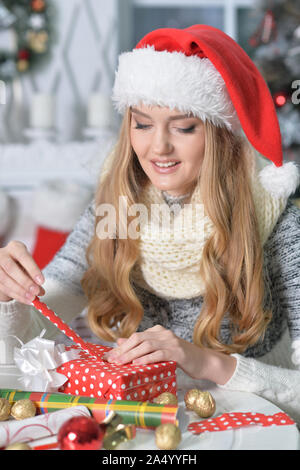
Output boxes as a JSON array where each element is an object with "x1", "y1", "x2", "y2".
[{"x1": 151, "y1": 161, "x2": 181, "y2": 174}]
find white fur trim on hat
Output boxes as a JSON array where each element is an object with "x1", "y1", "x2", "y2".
[
  {"x1": 0, "y1": 190, "x2": 11, "y2": 237},
  {"x1": 258, "y1": 161, "x2": 300, "y2": 199},
  {"x1": 112, "y1": 45, "x2": 240, "y2": 132},
  {"x1": 32, "y1": 181, "x2": 92, "y2": 232}
]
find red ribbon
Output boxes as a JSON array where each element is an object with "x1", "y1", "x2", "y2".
[
  {"x1": 32, "y1": 297, "x2": 103, "y2": 360},
  {"x1": 188, "y1": 412, "x2": 295, "y2": 435}
]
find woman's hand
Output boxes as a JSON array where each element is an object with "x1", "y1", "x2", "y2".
[
  {"x1": 103, "y1": 325, "x2": 237, "y2": 384},
  {"x1": 0, "y1": 241, "x2": 45, "y2": 304}
]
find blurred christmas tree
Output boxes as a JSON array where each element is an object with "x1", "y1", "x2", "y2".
[
  {"x1": 0, "y1": 0, "x2": 56, "y2": 82},
  {"x1": 249, "y1": 0, "x2": 300, "y2": 199}
]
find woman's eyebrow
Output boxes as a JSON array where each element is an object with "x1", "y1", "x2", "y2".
[{"x1": 131, "y1": 107, "x2": 192, "y2": 121}]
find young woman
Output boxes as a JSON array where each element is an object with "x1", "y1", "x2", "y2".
[{"x1": 0, "y1": 25, "x2": 299, "y2": 424}]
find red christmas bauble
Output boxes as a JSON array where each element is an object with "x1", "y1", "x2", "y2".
[
  {"x1": 18, "y1": 49, "x2": 30, "y2": 61},
  {"x1": 31, "y1": 0, "x2": 46, "y2": 12},
  {"x1": 58, "y1": 416, "x2": 105, "y2": 450}
]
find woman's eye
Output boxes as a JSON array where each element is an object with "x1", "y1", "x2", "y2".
[
  {"x1": 134, "y1": 122, "x2": 151, "y2": 130},
  {"x1": 178, "y1": 125, "x2": 196, "y2": 133},
  {"x1": 133, "y1": 122, "x2": 196, "y2": 133}
]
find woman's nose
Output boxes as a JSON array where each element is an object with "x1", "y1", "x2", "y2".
[{"x1": 152, "y1": 129, "x2": 173, "y2": 155}]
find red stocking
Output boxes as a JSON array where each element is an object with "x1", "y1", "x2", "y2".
[{"x1": 32, "y1": 226, "x2": 70, "y2": 269}]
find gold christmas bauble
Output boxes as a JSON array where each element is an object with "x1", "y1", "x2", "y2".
[
  {"x1": 5, "y1": 442, "x2": 32, "y2": 450},
  {"x1": 153, "y1": 392, "x2": 178, "y2": 406},
  {"x1": 193, "y1": 391, "x2": 216, "y2": 418},
  {"x1": 184, "y1": 389, "x2": 201, "y2": 411},
  {"x1": 27, "y1": 31, "x2": 48, "y2": 53},
  {"x1": 11, "y1": 399, "x2": 36, "y2": 420},
  {"x1": 0, "y1": 398, "x2": 11, "y2": 421},
  {"x1": 155, "y1": 423, "x2": 181, "y2": 450},
  {"x1": 17, "y1": 60, "x2": 29, "y2": 72}
]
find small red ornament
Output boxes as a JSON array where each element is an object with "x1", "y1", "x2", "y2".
[
  {"x1": 18, "y1": 49, "x2": 30, "y2": 61},
  {"x1": 58, "y1": 416, "x2": 105, "y2": 451},
  {"x1": 273, "y1": 91, "x2": 288, "y2": 108},
  {"x1": 31, "y1": 0, "x2": 46, "y2": 12}
]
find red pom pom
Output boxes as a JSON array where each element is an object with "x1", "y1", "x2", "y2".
[{"x1": 58, "y1": 416, "x2": 105, "y2": 450}]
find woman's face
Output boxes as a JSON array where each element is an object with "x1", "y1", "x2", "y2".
[{"x1": 130, "y1": 104, "x2": 205, "y2": 197}]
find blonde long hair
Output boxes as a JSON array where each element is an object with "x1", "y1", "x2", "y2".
[{"x1": 81, "y1": 109, "x2": 271, "y2": 354}]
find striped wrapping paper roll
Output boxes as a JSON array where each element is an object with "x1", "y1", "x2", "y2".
[{"x1": 0, "y1": 389, "x2": 179, "y2": 429}]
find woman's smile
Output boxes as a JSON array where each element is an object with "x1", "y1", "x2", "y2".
[{"x1": 151, "y1": 160, "x2": 182, "y2": 174}]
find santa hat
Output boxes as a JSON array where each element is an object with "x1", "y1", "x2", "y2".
[{"x1": 112, "y1": 24, "x2": 299, "y2": 199}]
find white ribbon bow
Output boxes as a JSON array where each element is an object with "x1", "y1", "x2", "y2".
[{"x1": 13, "y1": 329, "x2": 80, "y2": 392}]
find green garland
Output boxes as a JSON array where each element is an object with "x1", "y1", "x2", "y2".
[{"x1": 0, "y1": 0, "x2": 56, "y2": 82}]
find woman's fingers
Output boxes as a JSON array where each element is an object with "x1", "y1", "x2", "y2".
[
  {"x1": 7, "y1": 241, "x2": 44, "y2": 285},
  {"x1": 116, "y1": 338, "x2": 127, "y2": 346},
  {"x1": 109, "y1": 339, "x2": 158, "y2": 365},
  {"x1": 132, "y1": 350, "x2": 166, "y2": 365},
  {"x1": 108, "y1": 332, "x2": 146, "y2": 359},
  {"x1": 0, "y1": 266, "x2": 39, "y2": 305},
  {"x1": 0, "y1": 267, "x2": 36, "y2": 305},
  {"x1": 106, "y1": 329, "x2": 204, "y2": 377},
  {"x1": 103, "y1": 326, "x2": 177, "y2": 365},
  {"x1": 0, "y1": 241, "x2": 45, "y2": 304},
  {"x1": 111, "y1": 326, "x2": 166, "y2": 357}
]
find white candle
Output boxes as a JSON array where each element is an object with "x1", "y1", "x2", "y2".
[
  {"x1": 30, "y1": 93, "x2": 55, "y2": 129},
  {"x1": 87, "y1": 93, "x2": 114, "y2": 128}
]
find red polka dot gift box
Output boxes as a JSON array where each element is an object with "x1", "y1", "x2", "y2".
[
  {"x1": 56, "y1": 344, "x2": 177, "y2": 401},
  {"x1": 30, "y1": 297, "x2": 177, "y2": 401}
]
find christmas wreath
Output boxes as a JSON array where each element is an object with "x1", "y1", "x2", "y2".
[{"x1": 0, "y1": 0, "x2": 55, "y2": 82}]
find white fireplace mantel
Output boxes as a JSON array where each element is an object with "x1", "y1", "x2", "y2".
[{"x1": 0, "y1": 132, "x2": 117, "y2": 192}]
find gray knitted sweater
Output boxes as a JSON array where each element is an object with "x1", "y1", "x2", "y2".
[{"x1": 0, "y1": 193, "x2": 300, "y2": 424}]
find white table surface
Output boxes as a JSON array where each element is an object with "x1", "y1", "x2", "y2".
[
  {"x1": 117, "y1": 371, "x2": 300, "y2": 451},
  {"x1": 1, "y1": 366, "x2": 299, "y2": 450}
]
